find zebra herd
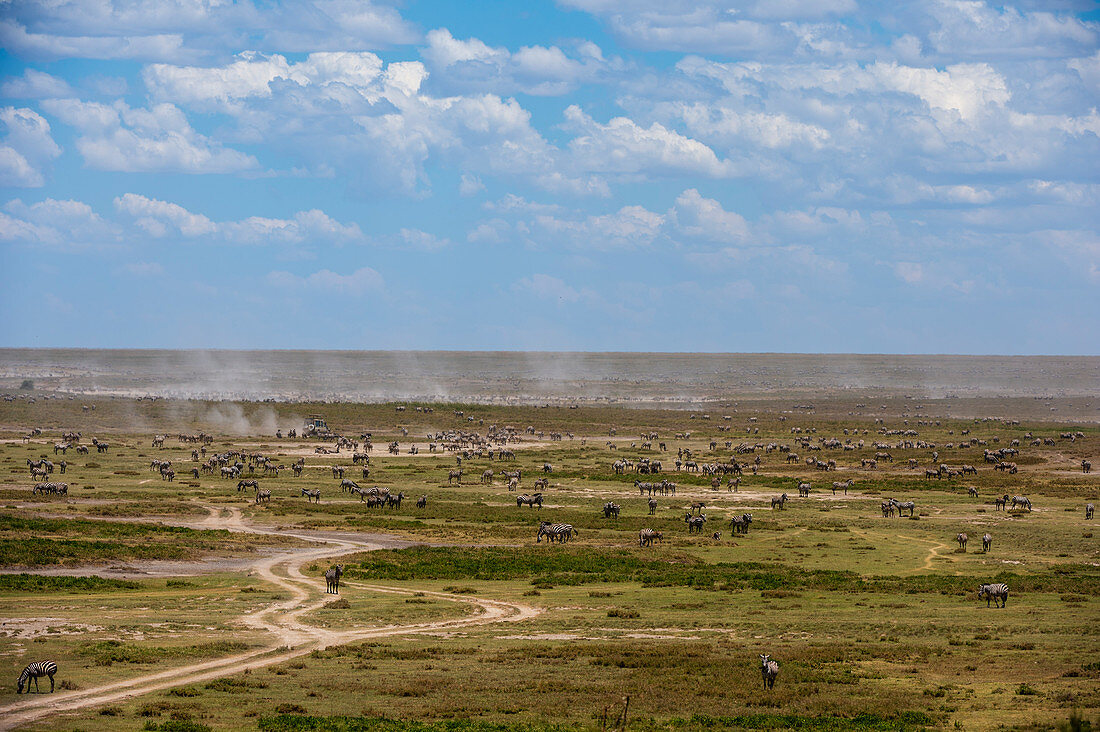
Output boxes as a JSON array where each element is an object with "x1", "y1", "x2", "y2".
[{"x1": 32, "y1": 481, "x2": 67, "y2": 496}]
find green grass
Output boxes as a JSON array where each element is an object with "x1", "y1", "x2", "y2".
[{"x1": 0, "y1": 572, "x2": 140, "y2": 592}]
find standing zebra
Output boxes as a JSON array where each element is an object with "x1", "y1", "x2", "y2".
[
  {"x1": 982, "y1": 533, "x2": 992, "y2": 552},
  {"x1": 685, "y1": 513, "x2": 707, "y2": 533},
  {"x1": 994, "y1": 494, "x2": 1008, "y2": 511},
  {"x1": 797, "y1": 482, "x2": 811, "y2": 497},
  {"x1": 517, "y1": 493, "x2": 543, "y2": 509},
  {"x1": 325, "y1": 565, "x2": 343, "y2": 594},
  {"x1": 978, "y1": 583, "x2": 1008, "y2": 608},
  {"x1": 17, "y1": 660, "x2": 57, "y2": 693},
  {"x1": 603, "y1": 501, "x2": 621, "y2": 519},
  {"x1": 770, "y1": 493, "x2": 788, "y2": 510},
  {"x1": 648, "y1": 497, "x2": 658, "y2": 515},
  {"x1": 956, "y1": 533, "x2": 968, "y2": 551},
  {"x1": 759, "y1": 654, "x2": 779, "y2": 690},
  {"x1": 536, "y1": 522, "x2": 576, "y2": 543},
  {"x1": 1087, "y1": 503, "x2": 1094, "y2": 520},
  {"x1": 890, "y1": 498, "x2": 915, "y2": 517},
  {"x1": 301, "y1": 487, "x2": 321, "y2": 503},
  {"x1": 880, "y1": 500, "x2": 895, "y2": 518},
  {"x1": 416, "y1": 495, "x2": 427, "y2": 509},
  {"x1": 638, "y1": 528, "x2": 663, "y2": 547}
]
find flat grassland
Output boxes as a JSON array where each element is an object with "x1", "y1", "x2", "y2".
[{"x1": 0, "y1": 395, "x2": 1096, "y2": 731}]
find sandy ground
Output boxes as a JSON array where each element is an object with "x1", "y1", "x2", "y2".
[{"x1": 0, "y1": 505, "x2": 542, "y2": 731}]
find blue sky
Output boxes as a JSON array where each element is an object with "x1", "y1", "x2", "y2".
[{"x1": 0, "y1": 0, "x2": 1097, "y2": 353}]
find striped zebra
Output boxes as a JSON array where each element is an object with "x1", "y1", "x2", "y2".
[
  {"x1": 978, "y1": 583, "x2": 1008, "y2": 608},
  {"x1": 1011, "y1": 495, "x2": 1032, "y2": 512},
  {"x1": 1086, "y1": 504, "x2": 1094, "y2": 520},
  {"x1": 237, "y1": 479, "x2": 258, "y2": 492},
  {"x1": 760, "y1": 654, "x2": 779, "y2": 690},
  {"x1": 416, "y1": 495, "x2": 427, "y2": 509},
  {"x1": 648, "y1": 497, "x2": 657, "y2": 515},
  {"x1": 638, "y1": 528, "x2": 663, "y2": 547},
  {"x1": 982, "y1": 533, "x2": 992, "y2": 552},
  {"x1": 685, "y1": 513, "x2": 707, "y2": 533},
  {"x1": 967, "y1": 486, "x2": 978, "y2": 498},
  {"x1": 341, "y1": 479, "x2": 359, "y2": 492},
  {"x1": 536, "y1": 522, "x2": 576, "y2": 543},
  {"x1": 481, "y1": 469, "x2": 494, "y2": 484},
  {"x1": 711, "y1": 531, "x2": 721, "y2": 541},
  {"x1": 448, "y1": 469, "x2": 463, "y2": 485},
  {"x1": 890, "y1": 498, "x2": 915, "y2": 517},
  {"x1": 798, "y1": 482, "x2": 811, "y2": 497},
  {"x1": 880, "y1": 500, "x2": 895, "y2": 518},
  {"x1": 729, "y1": 513, "x2": 753, "y2": 535},
  {"x1": 17, "y1": 660, "x2": 57, "y2": 693},
  {"x1": 770, "y1": 493, "x2": 788, "y2": 510},
  {"x1": 956, "y1": 533, "x2": 968, "y2": 552},
  {"x1": 831, "y1": 479, "x2": 853, "y2": 495},
  {"x1": 517, "y1": 493, "x2": 543, "y2": 509},
  {"x1": 325, "y1": 565, "x2": 343, "y2": 594},
  {"x1": 255, "y1": 489, "x2": 271, "y2": 504},
  {"x1": 301, "y1": 487, "x2": 321, "y2": 503},
  {"x1": 603, "y1": 501, "x2": 620, "y2": 519}
]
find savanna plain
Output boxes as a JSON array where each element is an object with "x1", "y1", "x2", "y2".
[{"x1": 0, "y1": 391, "x2": 1097, "y2": 731}]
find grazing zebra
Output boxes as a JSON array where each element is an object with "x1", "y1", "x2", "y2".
[
  {"x1": 537, "y1": 522, "x2": 576, "y2": 543},
  {"x1": 237, "y1": 479, "x2": 258, "y2": 492},
  {"x1": 967, "y1": 486, "x2": 978, "y2": 498},
  {"x1": 890, "y1": 498, "x2": 915, "y2": 517},
  {"x1": 603, "y1": 501, "x2": 621, "y2": 519},
  {"x1": 978, "y1": 583, "x2": 1008, "y2": 608},
  {"x1": 760, "y1": 654, "x2": 779, "y2": 690},
  {"x1": 508, "y1": 477, "x2": 519, "y2": 491},
  {"x1": 729, "y1": 513, "x2": 753, "y2": 535},
  {"x1": 982, "y1": 533, "x2": 992, "y2": 552},
  {"x1": 481, "y1": 469, "x2": 494, "y2": 484},
  {"x1": 1011, "y1": 495, "x2": 1032, "y2": 512},
  {"x1": 994, "y1": 494, "x2": 1008, "y2": 511},
  {"x1": 798, "y1": 482, "x2": 811, "y2": 497},
  {"x1": 770, "y1": 493, "x2": 788, "y2": 510},
  {"x1": 685, "y1": 513, "x2": 707, "y2": 533},
  {"x1": 341, "y1": 479, "x2": 359, "y2": 492},
  {"x1": 712, "y1": 531, "x2": 721, "y2": 541},
  {"x1": 956, "y1": 533, "x2": 968, "y2": 551},
  {"x1": 1083, "y1": 460, "x2": 1092, "y2": 474},
  {"x1": 880, "y1": 500, "x2": 895, "y2": 518},
  {"x1": 416, "y1": 495, "x2": 427, "y2": 509},
  {"x1": 517, "y1": 493, "x2": 543, "y2": 509},
  {"x1": 831, "y1": 479, "x2": 853, "y2": 495},
  {"x1": 638, "y1": 528, "x2": 663, "y2": 547},
  {"x1": 325, "y1": 565, "x2": 343, "y2": 594},
  {"x1": 689, "y1": 501, "x2": 705, "y2": 515},
  {"x1": 448, "y1": 469, "x2": 463, "y2": 485},
  {"x1": 17, "y1": 660, "x2": 57, "y2": 693},
  {"x1": 301, "y1": 487, "x2": 321, "y2": 503},
  {"x1": 255, "y1": 489, "x2": 271, "y2": 504}
]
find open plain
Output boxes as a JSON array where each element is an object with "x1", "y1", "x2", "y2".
[{"x1": 0, "y1": 386, "x2": 1096, "y2": 731}]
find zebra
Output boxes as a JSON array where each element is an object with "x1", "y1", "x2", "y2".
[
  {"x1": 17, "y1": 660, "x2": 57, "y2": 693},
  {"x1": 685, "y1": 513, "x2": 707, "y2": 533},
  {"x1": 301, "y1": 487, "x2": 321, "y2": 503},
  {"x1": 603, "y1": 501, "x2": 621, "y2": 519},
  {"x1": 58, "y1": 460, "x2": 66, "y2": 474},
  {"x1": 325, "y1": 565, "x2": 343, "y2": 594},
  {"x1": 638, "y1": 528, "x2": 663, "y2": 547},
  {"x1": 770, "y1": 493, "x2": 788, "y2": 510},
  {"x1": 331, "y1": 466, "x2": 345, "y2": 479},
  {"x1": 797, "y1": 482, "x2": 811, "y2": 497},
  {"x1": 341, "y1": 479, "x2": 359, "y2": 493},
  {"x1": 517, "y1": 493, "x2": 543, "y2": 509},
  {"x1": 416, "y1": 495, "x2": 427, "y2": 509},
  {"x1": 1083, "y1": 460, "x2": 1092, "y2": 474},
  {"x1": 237, "y1": 479, "x2": 258, "y2": 492},
  {"x1": 880, "y1": 500, "x2": 895, "y2": 518},
  {"x1": 994, "y1": 494, "x2": 1008, "y2": 511},
  {"x1": 481, "y1": 469, "x2": 494, "y2": 484},
  {"x1": 648, "y1": 497, "x2": 658, "y2": 515},
  {"x1": 1087, "y1": 504, "x2": 1094, "y2": 520},
  {"x1": 982, "y1": 533, "x2": 992, "y2": 552},
  {"x1": 729, "y1": 513, "x2": 752, "y2": 534},
  {"x1": 978, "y1": 583, "x2": 1008, "y2": 608},
  {"x1": 890, "y1": 498, "x2": 915, "y2": 517},
  {"x1": 1011, "y1": 495, "x2": 1032, "y2": 512},
  {"x1": 967, "y1": 486, "x2": 978, "y2": 498},
  {"x1": 448, "y1": 469, "x2": 463, "y2": 485},
  {"x1": 956, "y1": 533, "x2": 968, "y2": 551},
  {"x1": 537, "y1": 522, "x2": 576, "y2": 543},
  {"x1": 711, "y1": 531, "x2": 721, "y2": 541},
  {"x1": 255, "y1": 489, "x2": 271, "y2": 504},
  {"x1": 760, "y1": 654, "x2": 779, "y2": 690},
  {"x1": 831, "y1": 479, "x2": 853, "y2": 495}
]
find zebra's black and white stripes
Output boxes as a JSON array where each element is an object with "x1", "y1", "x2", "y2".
[
  {"x1": 760, "y1": 654, "x2": 779, "y2": 690},
  {"x1": 978, "y1": 583, "x2": 1008, "y2": 608},
  {"x1": 325, "y1": 565, "x2": 343, "y2": 594},
  {"x1": 537, "y1": 521, "x2": 576, "y2": 543},
  {"x1": 17, "y1": 660, "x2": 57, "y2": 693},
  {"x1": 638, "y1": 528, "x2": 662, "y2": 547}
]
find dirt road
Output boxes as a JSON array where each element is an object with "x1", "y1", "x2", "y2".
[{"x1": 0, "y1": 505, "x2": 541, "y2": 730}]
